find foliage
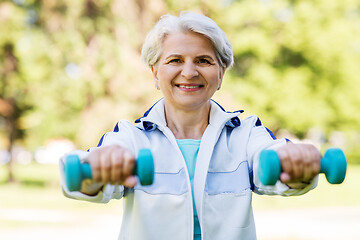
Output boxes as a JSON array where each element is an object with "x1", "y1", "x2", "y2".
[
  {"x1": 222, "y1": 0, "x2": 360, "y2": 137},
  {"x1": 0, "y1": 0, "x2": 359, "y2": 164}
]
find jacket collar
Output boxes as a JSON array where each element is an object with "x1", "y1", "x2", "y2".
[{"x1": 135, "y1": 98, "x2": 244, "y2": 131}]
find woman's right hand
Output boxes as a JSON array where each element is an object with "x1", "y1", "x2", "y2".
[{"x1": 88, "y1": 145, "x2": 138, "y2": 188}]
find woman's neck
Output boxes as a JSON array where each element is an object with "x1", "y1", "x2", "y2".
[{"x1": 164, "y1": 102, "x2": 210, "y2": 140}]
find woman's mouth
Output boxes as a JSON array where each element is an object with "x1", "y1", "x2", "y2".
[{"x1": 175, "y1": 84, "x2": 204, "y2": 91}]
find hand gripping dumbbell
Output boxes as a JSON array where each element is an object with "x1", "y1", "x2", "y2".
[
  {"x1": 64, "y1": 148, "x2": 154, "y2": 191},
  {"x1": 258, "y1": 148, "x2": 347, "y2": 185}
]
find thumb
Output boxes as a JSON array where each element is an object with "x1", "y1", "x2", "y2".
[
  {"x1": 280, "y1": 172, "x2": 291, "y2": 183},
  {"x1": 123, "y1": 175, "x2": 137, "y2": 187}
]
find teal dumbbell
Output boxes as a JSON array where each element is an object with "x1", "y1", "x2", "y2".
[
  {"x1": 258, "y1": 148, "x2": 347, "y2": 185},
  {"x1": 64, "y1": 148, "x2": 154, "y2": 191}
]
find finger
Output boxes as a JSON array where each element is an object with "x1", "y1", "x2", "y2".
[
  {"x1": 310, "y1": 146, "x2": 321, "y2": 179},
  {"x1": 120, "y1": 150, "x2": 135, "y2": 183},
  {"x1": 110, "y1": 148, "x2": 123, "y2": 184},
  {"x1": 291, "y1": 146, "x2": 304, "y2": 180},
  {"x1": 88, "y1": 150, "x2": 101, "y2": 182},
  {"x1": 302, "y1": 145, "x2": 315, "y2": 181},
  {"x1": 277, "y1": 147, "x2": 292, "y2": 180},
  {"x1": 100, "y1": 148, "x2": 111, "y2": 184},
  {"x1": 300, "y1": 145, "x2": 321, "y2": 182}
]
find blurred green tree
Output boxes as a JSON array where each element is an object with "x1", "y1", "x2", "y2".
[
  {"x1": 0, "y1": 2, "x2": 31, "y2": 181},
  {"x1": 1, "y1": 0, "x2": 360, "y2": 178},
  {"x1": 217, "y1": 0, "x2": 360, "y2": 144}
]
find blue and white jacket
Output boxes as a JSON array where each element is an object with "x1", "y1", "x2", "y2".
[{"x1": 60, "y1": 99, "x2": 317, "y2": 240}]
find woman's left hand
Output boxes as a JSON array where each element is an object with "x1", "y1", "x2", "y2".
[{"x1": 276, "y1": 143, "x2": 321, "y2": 187}]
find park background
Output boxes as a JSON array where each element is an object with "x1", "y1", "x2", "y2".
[{"x1": 0, "y1": 0, "x2": 359, "y2": 239}]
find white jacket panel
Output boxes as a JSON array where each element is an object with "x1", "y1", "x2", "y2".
[{"x1": 119, "y1": 191, "x2": 192, "y2": 240}]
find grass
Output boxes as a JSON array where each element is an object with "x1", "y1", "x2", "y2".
[
  {"x1": 0, "y1": 162, "x2": 59, "y2": 187},
  {"x1": 0, "y1": 163, "x2": 122, "y2": 225}
]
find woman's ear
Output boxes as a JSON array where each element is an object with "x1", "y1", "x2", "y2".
[
  {"x1": 218, "y1": 66, "x2": 226, "y2": 90},
  {"x1": 150, "y1": 65, "x2": 157, "y2": 77},
  {"x1": 151, "y1": 65, "x2": 160, "y2": 90}
]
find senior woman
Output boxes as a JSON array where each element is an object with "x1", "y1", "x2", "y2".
[{"x1": 60, "y1": 12, "x2": 320, "y2": 240}]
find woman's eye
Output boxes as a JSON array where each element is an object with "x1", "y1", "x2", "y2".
[
  {"x1": 168, "y1": 59, "x2": 181, "y2": 63},
  {"x1": 199, "y1": 59, "x2": 211, "y2": 64}
]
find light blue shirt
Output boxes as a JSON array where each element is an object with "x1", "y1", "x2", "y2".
[{"x1": 176, "y1": 139, "x2": 201, "y2": 240}]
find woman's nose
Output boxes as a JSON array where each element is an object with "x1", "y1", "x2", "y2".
[{"x1": 181, "y1": 62, "x2": 199, "y2": 79}]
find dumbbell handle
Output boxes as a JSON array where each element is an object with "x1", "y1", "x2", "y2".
[
  {"x1": 64, "y1": 148, "x2": 154, "y2": 191},
  {"x1": 258, "y1": 148, "x2": 347, "y2": 185}
]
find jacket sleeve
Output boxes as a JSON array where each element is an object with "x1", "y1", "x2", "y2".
[
  {"x1": 59, "y1": 120, "x2": 136, "y2": 203},
  {"x1": 246, "y1": 116, "x2": 318, "y2": 196}
]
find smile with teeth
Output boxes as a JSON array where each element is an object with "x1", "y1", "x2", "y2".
[{"x1": 176, "y1": 84, "x2": 203, "y2": 89}]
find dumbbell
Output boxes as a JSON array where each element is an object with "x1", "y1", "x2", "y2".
[
  {"x1": 258, "y1": 148, "x2": 347, "y2": 185},
  {"x1": 64, "y1": 148, "x2": 154, "y2": 191}
]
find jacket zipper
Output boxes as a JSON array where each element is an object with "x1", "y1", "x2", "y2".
[{"x1": 161, "y1": 127, "x2": 195, "y2": 240}]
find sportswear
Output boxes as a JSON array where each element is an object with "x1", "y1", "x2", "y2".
[{"x1": 59, "y1": 98, "x2": 317, "y2": 240}]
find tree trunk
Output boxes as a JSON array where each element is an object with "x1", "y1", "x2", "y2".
[
  {"x1": 4, "y1": 99, "x2": 17, "y2": 183},
  {"x1": 6, "y1": 153, "x2": 15, "y2": 183}
]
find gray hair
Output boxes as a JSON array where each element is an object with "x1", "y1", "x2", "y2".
[{"x1": 141, "y1": 11, "x2": 234, "y2": 69}]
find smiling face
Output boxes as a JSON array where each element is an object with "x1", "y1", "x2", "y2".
[{"x1": 151, "y1": 31, "x2": 225, "y2": 112}]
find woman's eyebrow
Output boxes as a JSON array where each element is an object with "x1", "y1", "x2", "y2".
[
  {"x1": 165, "y1": 54, "x2": 182, "y2": 59},
  {"x1": 196, "y1": 55, "x2": 215, "y2": 60}
]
